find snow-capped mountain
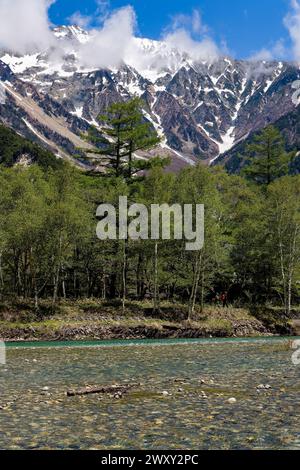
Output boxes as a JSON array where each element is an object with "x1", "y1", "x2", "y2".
[{"x1": 1, "y1": 25, "x2": 300, "y2": 169}]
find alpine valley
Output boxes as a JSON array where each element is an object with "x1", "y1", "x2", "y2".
[{"x1": 1, "y1": 25, "x2": 300, "y2": 171}]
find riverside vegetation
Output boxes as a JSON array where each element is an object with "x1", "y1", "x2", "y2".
[{"x1": 0, "y1": 99, "x2": 300, "y2": 340}]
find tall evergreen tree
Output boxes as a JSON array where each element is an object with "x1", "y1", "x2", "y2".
[
  {"x1": 83, "y1": 98, "x2": 161, "y2": 179},
  {"x1": 243, "y1": 126, "x2": 294, "y2": 186}
]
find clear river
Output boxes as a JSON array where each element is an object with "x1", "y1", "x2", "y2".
[{"x1": 0, "y1": 337, "x2": 299, "y2": 450}]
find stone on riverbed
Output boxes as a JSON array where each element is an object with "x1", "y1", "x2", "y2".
[
  {"x1": 227, "y1": 397, "x2": 237, "y2": 404},
  {"x1": 257, "y1": 384, "x2": 272, "y2": 390}
]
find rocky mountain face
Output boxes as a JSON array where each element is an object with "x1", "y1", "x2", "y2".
[
  {"x1": 216, "y1": 103, "x2": 300, "y2": 174},
  {"x1": 1, "y1": 25, "x2": 300, "y2": 170}
]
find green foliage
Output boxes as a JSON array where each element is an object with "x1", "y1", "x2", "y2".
[
  {"x1": 266, "y1": 176, "x2": 300, "y2": 313},
  {"x1": 242, "y1": 126, "x2": 294, "y2": 186},
  {"x1": 0, "y1": 118, "x2": 300, "y2": 316},
  {"x1": 0, "y1": 124, "x2": 63, "y2": 169},
  {"x1": 82, "y1": 98, "x2": 161, "y2": 179}
]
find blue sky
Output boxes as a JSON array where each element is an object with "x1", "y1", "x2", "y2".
[{"x1": 49, "y1": 0, "x2": 293, "y2": 59}]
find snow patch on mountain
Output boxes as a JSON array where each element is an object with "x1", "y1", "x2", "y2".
[
  {"x1": 1, "y1": 53, "x2": 39, "y2": 74},
  {"x1": 53, "y1": 25, "x2": 90, "y2": 44},
  {"x1": 70, "y1": 106, "x2": 84, "y2": 119},
  {"x1": 217, "y1": 127, "x2": 236, "y2": 156}
]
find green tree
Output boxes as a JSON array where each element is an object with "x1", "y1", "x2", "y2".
[
  {"x1": 176, "y1": 165, "x2": 225, "y2": 318},
  {"x1": 0, "y1": 166, "x2": 50, "y2": 304},
  {"x1": 142, "y1": 167, "x2": 176, "y2": 312},
  {"x1": 267, "y1": 176, "x2": 300, "y2": 315},
  {"x1": 0, "y1": 124, "x2": 63, "y2": 169},
  {"x1": 243, "y1": 126, "x2": 294, "y2": 186},
  {"x1": 83, "y1": 98, "x2": 161, "y2": 179},
  {"x1": 46, "y1": 166, "x2": 90, "y2": 304}
]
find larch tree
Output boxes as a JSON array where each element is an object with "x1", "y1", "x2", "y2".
[
  {"x1": 83, "y1": 98, "x2": 161, "y2": 179},
  {"x1": 243, "y1": 126, "x2": 294, "y2": 186}
]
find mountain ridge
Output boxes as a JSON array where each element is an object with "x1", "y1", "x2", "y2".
[{"x1": 1, "y1": 25, "x2": 300, "y2": 169}]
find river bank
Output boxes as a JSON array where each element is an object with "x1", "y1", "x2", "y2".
[{"x1": 0, "y1": 299, "x2": 297, "y2": 342}]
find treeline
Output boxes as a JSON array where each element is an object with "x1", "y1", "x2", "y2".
[
  {"x1": 0, "y1": 101, "x2": 299, "y2": 317},
  {"x1": 0, "y1": 125, "x2": 63, "y2": 169}
]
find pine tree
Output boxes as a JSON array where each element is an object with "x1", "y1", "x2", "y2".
[
  {"x1": 83, "y1": 98, "x2": 161, "y2": 179},
  {"x1": 243, "y1": 126, "x2": 294, "y2": 186}
]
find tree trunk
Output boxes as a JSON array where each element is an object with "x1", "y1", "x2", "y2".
[
  {"x1": 122, "y1": 240, "x2": 127, "y2": 313},
  {"x1": 0, "y1": 252, "x2": 4, "y2": 299},
  {"x1": 102, "y1": 274, "x2": 107, "y2": 300},
  {"x1": 67, "y1": 383, "x2": 138, "y2": 397},
  {"x1": 34, "y1": 285, "x2": 39, "y2": 312},
  {"x1": 53, "y1": 266, "x2": 60, "y2": 305},
  {"x1": 200, "y1": 270, "x2": 205, "y2": 314},
  {"x1": 188, "y1": 250, "x2": 203, "y2": 320},
  {"x1": 153, "y1": 242, "x2": 159, "y2": 314},
  {"x1": 136, "y1": 252, "x2": 142, "y2": 299},
  {"x1": 62, "y1": 278, "x2": 66, "y2": 300}
]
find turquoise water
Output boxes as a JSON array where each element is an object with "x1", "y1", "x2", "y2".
[
  {"x1": 4, "y1": 335, "x2": 296, "y2": 349},
  {"x1": 0, "y1": 337, "x2": 300, "y2": 450}
]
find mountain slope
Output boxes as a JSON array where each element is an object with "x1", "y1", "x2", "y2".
[
  {"x1": 0, "y1": 60, "x2": 92, "y2": 168},
  {"x1": 0, "y1": 124, "x2": 63, "y2": 168},
  {"x1": 214, "y1": 104, "x2": 300, "y2": 174},
  {"x1": 1, "y1": 25, "x2": 300, "y2": 168}
]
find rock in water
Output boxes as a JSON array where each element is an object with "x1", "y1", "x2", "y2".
[{"x1": 228, "y1": 397, "x2": 237, "y2": 404}]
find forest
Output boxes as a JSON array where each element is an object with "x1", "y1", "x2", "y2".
[{"x1": 0, "y1": 99, "x2": 299, "y2": 319}]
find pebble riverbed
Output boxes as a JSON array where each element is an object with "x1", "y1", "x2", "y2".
[{"x1": 0, "y1": 338, "x2": 299, "y2": 450}]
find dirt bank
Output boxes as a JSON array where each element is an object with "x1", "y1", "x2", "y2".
[
  {"x1": 0, "y1": 300, "x2": 295, "y2": 342},
  {"x1": 0, "y1": 319, "x2": 283, "y2": 342}
]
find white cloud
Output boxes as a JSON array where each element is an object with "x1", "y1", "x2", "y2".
[
  {"x1": 163, "y1": 29, "x2": 220, "y2": 62},
  {"x1": 272, "y1": 39, "x2": 288, "y2": 58},
  {"x1": 0, "y1": 0, "x2": 136, "y2": 70},
  {"x1": 78, "y1": 6, "x2": 136, "y2": 69},
  {"x1": 246, "y1": 61, "x2": 279, "y2": 80},
  {"x1": 0, "y1": 1, "x2": 220, "y2": 72},
  {"x1": 284, "y1": 0, "x2": 300, "y2": 62},
  {"x1": 170, "y1": 10, "x2": 208, "y2": 36},
  {"x1": 162, "y1": 9, "x2": 220, "y2": 63},
  {"x1": 95, "y1": 0, "x2": 110, "y2": 18},
  {"x1": 77, "y1": 6, "x2": 220, "y2": 72},
  {"x1": 0, "y1": 0, "x2": 55, "y2": 54},
  {"x1": 68, "y1": 11, "x2": 93, "y2": 29},
  {"x1": 191, "y1": 10, "x2": 203, "y2": 35},
  {"x1": 248, "y1": 1, "x2": 300, "y2": 63},
  {"x1": 122, "y1": 10, "x2": 220, "y2": 79},
  {"x1": 249, "y1": 49, "x2": 273, "y2": 62},
  {"x1": 68, "y1": 0, "x2": 110, "y2": 29},
  {"x1": 248, "y1": 39, "x2": 288, "y2": 62}
]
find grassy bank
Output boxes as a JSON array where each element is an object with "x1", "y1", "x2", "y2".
[{"x1": 0, "y1": 299, "x2": 296, "y2": 342}]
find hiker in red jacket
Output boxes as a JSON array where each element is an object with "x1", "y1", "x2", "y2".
[{"x1": 220, "y1": 292, "x2": 229, "y2": 308}]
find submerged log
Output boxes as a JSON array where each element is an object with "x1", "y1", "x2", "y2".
[{"x1": 67, "y1": 383, "x2": 139, "y2": 397}]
